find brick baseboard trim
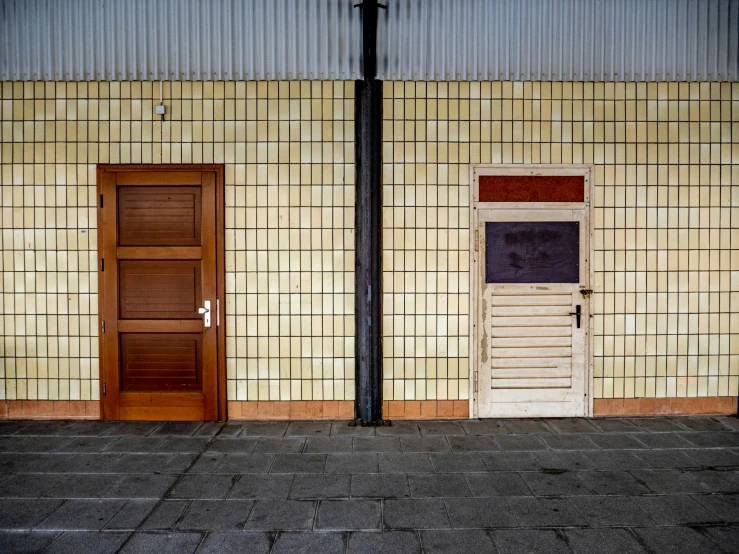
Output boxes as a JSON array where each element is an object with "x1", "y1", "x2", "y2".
[
  {"x1": 228, "y1": 401, "x2": 354, "y2": 420},
  {"x1": 383, "y1": 400, "x2": 469, "y2": 419},
  {"x1": 0, "y1": 401, "x2": 100, "y2": 420},
  {"x1": 594, "y1": 397, "x2": 738, "y2": 416}
]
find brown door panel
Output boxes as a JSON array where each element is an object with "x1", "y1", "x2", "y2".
[{"x1": 98, "y1": 165, "x2": 225, "y2": 421}]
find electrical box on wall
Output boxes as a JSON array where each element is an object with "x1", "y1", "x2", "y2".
[{"x1": 155, "y1": 105, "x2": 166, "y2": 115}]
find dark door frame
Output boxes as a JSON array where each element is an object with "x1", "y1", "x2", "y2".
[{"x1": 96, "y1": 164, "x2": 227, "y2": 421}]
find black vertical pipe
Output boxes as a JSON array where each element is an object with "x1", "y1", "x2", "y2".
[{"x1": 355, "y1": 1, "x2": 383, "y2": 423}]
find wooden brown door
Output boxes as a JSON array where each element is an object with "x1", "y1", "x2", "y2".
[{"x1": 98, "y1": 166, "x2": 225, "y2": 421}]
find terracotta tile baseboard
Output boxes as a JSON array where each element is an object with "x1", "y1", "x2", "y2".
[
  {"x1": 0, "y1": 401, "x2": 100, "y2": 420},
  {"x1": 383, "y1": 400, "x2": 469, "y2": 419},
  {"x1": 594, "y1": 397, "x2": 738, "y2": 416},
  {"x1": 228, "y1": 401, "x2": 354, "y2": 420}
]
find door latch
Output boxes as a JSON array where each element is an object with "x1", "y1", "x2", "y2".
[
  {"x1": 198, "y1": 300, "x2": 211, "y2": 328},
  {"x1": 569, "y1": 305, "x2": 582, "y2": 328},
  {"x1": 579, "y1": 289, "x2": 593, "y2": 298}
]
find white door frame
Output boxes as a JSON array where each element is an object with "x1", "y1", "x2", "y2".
[{"x1": 469, "y1": 164, "x2": 595, "y2": 418}]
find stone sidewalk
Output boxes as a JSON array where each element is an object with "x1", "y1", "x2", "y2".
[{"x1": 0, "y1": 416, "x2": 739, "y2": 553}]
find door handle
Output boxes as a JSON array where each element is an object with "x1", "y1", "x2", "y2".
[
  {"x1": 198, "y1": 300, "x2": 211, "y2": 328},
  {"x1": 569, "y1": 305, "x2": 581, "y2": 328}
]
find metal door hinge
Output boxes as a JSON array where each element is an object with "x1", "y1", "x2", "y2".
[
  {"x1": 101, "y1": 321, "x2": 105, "y2": 333},
  {"x1": 103, "y1": 384, "x2": 106, "y2": 396},
  {"x1": 474, "y1": 230, "x2": 479, "y2": 251},
  {"x1": 99, "y1": 194, "x2": 103, "y2": 208},
  {"x1": 100, "y1": 259, "x2": 104, "y2": 272},
  {"x1": 474, "y1": 371, "x2": 478, "y2": 392},
  {"x1": 216, "y1": 298, "x2": 220, "y2": 326}
]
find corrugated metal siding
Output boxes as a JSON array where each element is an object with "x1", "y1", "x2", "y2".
[
  {"x1": 1, "y1": 0, "x2": 737, "y2": 82},
  {"x1": 378, "y1": 0, "x2": 739, "y2": 81},
  {"x1": 0, "y1": 0, "x2": 362, "y2": 81}
]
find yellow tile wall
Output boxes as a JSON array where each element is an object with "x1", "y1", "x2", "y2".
[
  {"x1": 382, "y1": 81, "x2": 739, "y2": 401},
  {"x1": 0, "y1": 80, "x2": 355, "y2": 403}
]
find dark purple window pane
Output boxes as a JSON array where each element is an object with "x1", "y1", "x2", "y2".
[{"x1": 485, "y1": 222, "x2": 580, "y2": 283}]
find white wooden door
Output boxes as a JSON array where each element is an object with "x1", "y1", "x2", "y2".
[{"x1": 475, "y1": 208, "x2": 591, "y2": 418}]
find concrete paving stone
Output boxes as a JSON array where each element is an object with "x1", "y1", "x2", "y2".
[
  {"x1": 330, "y1": 423, "x2": 376, "y2": 437},
  {"x1": 15, "y1": 437, "x2": 76, "y2": 454},
  {"x1": 177, "y1": 500, "x2": 255, "y2": 531},
  {"x1": 421, "y1": 530, "x2": 496, "y2": 554},
  {"x1": 193, "y1": 423, "x2": 224, "y2": 437},
  {"x1": 495, "y1": 435, "x2": 548, "y2": 452},
  {"x1": 160, "y1": 453, "x2": 199, "y2": 473},
  {"x1": 408, "y1": 474, "x2": 472, "y2": 497},
  {"x1": 0, "y1": 499, "x2": 64, "y2": 530},
  {"x1": 446, "y1": 436, "x2": 500, "y2": 452},
  {"x1": 45, "y1": 531, "x2": 131, "y2": 554},
  {"x1": 717, "y1": 417, "x2": 739, "y2": 431},
  {"x1": 105, "y1": 474, "x2": 178, "y2": 499},
  {"x1": 0, "y1": 437, "x2": 33, "y2": 453},
  {"x1": 154, "y1": 437, "x2": 209, "y2": 453},
  {"x1": 676, "y1": 417, "x2": 733, "y2": 432},
  {"x1": 36, "y1": 499, "x2": 126, "y2": 530},
  {"x1": 576, "y1": 471, "x2": 652, "y2": 495},
  {"x1": 625, "y1": 417, "x2": 687, "y2": 432},
  {"x1": 352, "y1": 437, "x2": 402, "y2": 452},
  {"x1": 0, "y1": 473, "x2": 121, "y2": 499},
  {"x1": 519, "y1": 471, "x2": 593, "y2": 496},
  {"x1": 289, "y1": 474, "x2": 351, "y2": 498},
  {"x1": 702, "y1": 525, "x2": 739, "y2": 554},
  {"x1": 565, "y1": 528, "x2": 647, "y2": 554},
  {"x1": 583, "y1": 451, "x2": 649, "y2": 471},
  {"x1": 139, "y1": 500, "x2": 191, "y2": 530},
  {"x1": 400, "y1": 436, "x2": 450, "y2": 452},
  {"x1": 253, "y1": 438, "x2": 305, "y2": 454},
  {"x1": 270, "y1": 454, "x2": 326, "y2": 473},
  {"x1": 375, "y1": 422, "x2": 421, "y2": 436},
  {"x1": 466, "y1": 473, "x2": 532, "y2": 497},
  {"x1": 59, "y1": 422, "x2": 116, "y2": 437},
  {"x1": 104, "y1": 500, "x2": 158, "y2": 530},
  {"x1": 540, "y1": 434, "x2": 599, "y2": 451},
  {"x1": 213, "y1": 454, "x2": 275, "y2": 474},
  {"x1": 303, "y1": 437, "x2": 353, "y2": 453},
  {"x1": 104, "y1": 437, "x2": 166, "y2": 453},
  {"x1": 686, "y1": 448, "x2": 739, "y2": 467},
  {"x1": 196, "y1": 531, "x2": 272, "y2": 554},
  {"x1": 629, "y1": 433, "x2": 695, "y2": 449},
  {"x1": 285, "y1": 422, "x2": 332, "y2": 437},
  {"x1": 0, "y1": 422, "x2": 31, "y2": 435},
  {"x1": 168, "y1": 475, "x2": 238, "y2": 499},
  {"x1": 632, "y1": 495, "x2": 721, "y2": 525},
  {"x1": 150, "y1": 422, "x2": 204, "y2": 436},
  {"x1": 444, "y1": 497, "x2": 519, "y2": 528},
  {"x1": 229, "y1": 475, "x2": 294, "y2": 499},
  {"x1": 204, "y1": 438, "x2": 259, "y2": 454},
  {"x1": 570, "y1": 496, "x2": 653, "y2": 526},
  {"x1": 216, "y1": 423, "x2": 245, "y2": 438},
  {"x1": 531, "y1": 451, "x2": 595, "y2": 471},
  {"x1": 680, "y1": 431, "x2": 739, "y2": 448},
  {"x1": 586, "y1": 434, "x2": 647, "y2": 450},
  {"x1": 545, "y1": 419, "x2": 600, "y2": 434},
  {"x1": 316, "y1": 500, "x2": 381, "y2": 530},
  {"x1": 429, "y1": 452, "x2": 487, "y2": 472},
  {"x1": 383, "y1": 499, "x2": 451, "y2": 529},
  {"x1": 632, "y1": 450, "x2": 699, "y2": 469},
  {"x1": 587, "y1": 419, "x2": 643, "y2": 433},
  {"x1": 56, "y1": 437, "x2": 119, "y2": 453},
  {"x1": 491, "y1": 529, "x2": 571, "y2": 554},
  {"x1": 480, "y1": 451, "x2": 541, "y2": 471},
  {"x1": 506, "y1": 497, "x2": 587, "y2": 527},
  {"x1": 629, "y1": 469, "x2": 714, "y2": 494},
  {"x1": 691, "y1": 493, "x2": 739, "y2": 522},
  {"x1": 418, "y1": 422, "x2": 466, "y2": 436},
  {"x1": 0, "y1": 453, "x2": 70, "y2": 473},
  {"x1": 187, "y1": 453, "x2": 225, "y2": 474},
  {"x1": 684, "y1": 469, "x2": 739, "y2": 493},
  {"x1": 325, "y1": 453, "x2": 379, "y2": 474},
  {"x1": 120, "y1": 531, "x2": 203, "y2": 553},
  {"x1": 378, "y1": 453, "x2": 434, "y2": 473},
  {"x1": 104, "y1": 422, "x2": 162, "y2": 436},
  {"x1": 461, "y1": 419, "x2": 510, "y2": 435},
  {"x1": 347, "y1": 530, "x2": 420, "y2": 554},
  {"x1": 106, "y1": 454, "x2": 173, "y2": 474},
  {"x1": 271, "y1": 532, "x2": 345, "y2": 554},
  {"x1": 0, "y1": 531, "x2": 60, "y2": 553},
  {"x1": 350, "y1": 474, "x2": 410, "y2": 498},
  {"x1": 503, "y1": 420, "x2": 553, "y2": 434},
  {"x1": 241, "y1": 422, "x2": 288, "y2": 437},
  {"x1": 51, "y1": 453, "x2": 122, "y2": 473},
  {"x1": 633, "y1": 526, "x2": 722, "y2": 554},
  {"x1": 244, "y1": 500, "x2": 316, "y2": 530}
]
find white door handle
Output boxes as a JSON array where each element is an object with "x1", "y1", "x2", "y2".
[{"x1": 198, "y1": 300, "x2": 211, "y2": 327}]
